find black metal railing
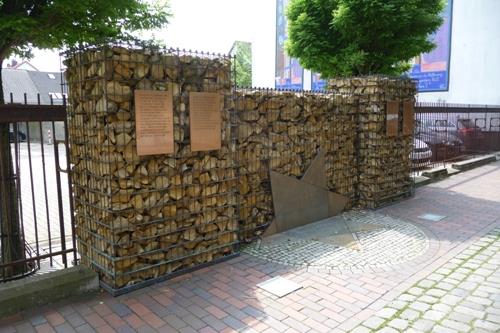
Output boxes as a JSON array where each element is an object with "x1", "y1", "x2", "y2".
[
  {"x1": 0, "y1": 94, "x2": 77, "y2": 282},
  {"x1": 412, "y1": 103, "x2": 500, "y2": 173}
]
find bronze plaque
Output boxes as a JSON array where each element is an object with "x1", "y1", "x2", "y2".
[
  {"x1": 189, "y1": 92, "x2": 222, "y2": 151},
  {"x1": 403, "y1": 101, "x2": 415, "y2": 135},
  {"x1": 135, "y1": 89, "x2": 174, "y2": 156},
  {"x1": 386, "y1": 101, "x2": 399, "y2": 137}
]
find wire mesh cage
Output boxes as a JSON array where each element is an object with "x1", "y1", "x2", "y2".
[
  {"x1": 63, "y1": 43, "x2": 417, "y2": 293},
  {"x1": 331, "y1": 76, "x2": 416, "y2": 208},
  {"x1": 64, "y1": 44, "x2": 238, "y2": 293},
  {"x1": 233, "y1": 88, "x2": 358, "y2": 241}
]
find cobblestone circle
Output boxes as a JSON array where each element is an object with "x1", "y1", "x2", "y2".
[
  {"x1": 242, "y1": 210, "x2": 429, "y2": 272},
  {"x1": 353, "y1": 227, "x2": 500, "y2": 333}
]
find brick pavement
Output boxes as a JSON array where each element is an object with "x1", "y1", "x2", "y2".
[{"x1": 0, "y1": 161, "x2": 499, "y2": 333}]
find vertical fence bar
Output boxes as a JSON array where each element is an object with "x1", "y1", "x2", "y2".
[
  {"x1": 12, "y1": 122, "x2": 26, "y2": 263},
  {"x1": 26, "y1": 121, "x2": 41, "y2": 265},
  {"x1": 63, "y1": 118, "x2": 78, "y2": 265},
  {"x1": 52, "y1": 121, "x2": 67, "y2": 267},
  {"x1": 39, "y1": 121, "x2": 53, "y2": 266}
]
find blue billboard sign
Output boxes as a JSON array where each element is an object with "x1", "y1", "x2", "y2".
[
  {"x1": 275, "y1": 0, "x2": 303, "y2": 90},
  {"x1": 311, "y1": 73, "x2": 327, "y2": 91},
  {"x1": 409, "y1": 0, "x2": 453, "y2": 92}
]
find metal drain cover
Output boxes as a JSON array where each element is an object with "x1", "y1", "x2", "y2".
[
  {"x1": 418, "y1": 213, "x2": 446, "y2": 222},
  {"x1": 257, "y1": 276, "x2": 302, "y2": 297}
]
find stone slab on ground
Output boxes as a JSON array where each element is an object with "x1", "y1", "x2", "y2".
[{"x1": 451, "y1": 155, "x2": 497, "y2": 171}]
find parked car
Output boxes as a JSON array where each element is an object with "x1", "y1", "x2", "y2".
[
  {"x1": 416, "y1": 119, "x2": 457, "y2": 135},
  {"x1": 425, "y1": 119, "x2": 457, "y2": 134},
  {"x1": 411, "y1": 138, "x2": 432, "y2": 167},
  {"x1": 9, "y1": 128, "x2": 27, "y2": 143},
  {"x1": 416, "y1": 130, "x2": 465, "y2": 161},
  {"x1": 457, "y1": 118, "x2": 482, "y2": 138}
]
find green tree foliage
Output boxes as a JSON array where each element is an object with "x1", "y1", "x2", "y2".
[
  {"x1": 286, "y1": 0, "x2": 445, "y2": 77},
  {"x1": 231, "y1": 41, "x2": 252, "y2": 87},
  {"x1": 0, "y1": 0, "x2": 170, "y2": 278}
]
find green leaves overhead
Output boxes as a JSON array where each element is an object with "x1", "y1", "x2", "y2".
[
  {"x1": 286, "y1": 0, "x2": 445, "y2": 77},
  {"x1": 0, "y1": 0, "x2": 171, "y2": 57}
]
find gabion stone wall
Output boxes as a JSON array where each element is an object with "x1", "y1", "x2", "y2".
[
  {"x1": 234, "y1": 90, "x2": 357, "y2": 240},
  {"x1": 330, "y1": 77, "x2": 416, "y2": 208},
  {"x1": 65, "y1": 47, "x2": 237, "y2": 292},
  {"x1": 65, "y1": 45, "x2": 416, "y2": 293}
]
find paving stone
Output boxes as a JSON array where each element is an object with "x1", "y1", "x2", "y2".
[
  {"x1": 417, "y1": 279, "x2": 436, "y2": 289},
  {"x1": 137, "y1": 325, "x2": 158, "y2": 333},
  {"x1": 109, "y1": 304, "x2": 132, "y2": 318},
  {"x1": 427, "y1": 289, "x2": 447, "y2": 298},
  {"x1": 400, "y1": 309, "x2": 419, "y2": 321},
  {"x1": 474, "y1": 319, "x2": 500, "y2": 331},
  {"x1": 432, "y1": 324, "x2": 458, "y2": 333},
  {"x1": 66, "y1": 313, "x2": 87, "y2": 328},
  {"x1": 475, "y1": 268, "x2": 494, "y2": 277},
  {"x1": 486, "y1": 314, "x2": 500, "y2": 324},
  {"x1": 440, "y1": 295, "x2": 462, "y2": 307},
  {"x1": 441, "y1": 319, "x2": 471, "y2": 332},
  {"x1": 486, "y1": 307, "x2": 500, "y2": 316},
  {"x1": 282, "y1": 318, "x2": 310, "y2": 333},
  {"x1": 455, "y1": 268, "x2": 473, "y2": 275},
  {"x1": 350, "y1": 327, "x2": 372, "y2": 333},
  {"x1": 55, "y1": 323, "x2": 77, "y2": 333},
  {"x1": 455, "y1": 305, "x2": 485, "y2": 319},
  {"x1": 387, "y1": 318, "x2": 409, "y2": 331},
  {"x1": 409, "y1": 301, "x2": 430, "y2": 312},
  {"x1": 448, "y1": 272, "x2": 467, "y2": 281},
  {"x1": 28, "y1": 315, "x2": 48, "y2": 327},
  {"x1": 14, "y1": 323, "x2": 36, "y2": 333},
  {"x1": 433, "y1": 270, "x2": 450, "y2": 278},
  {"x1": 431, "y1": 303, "x2": 452, "y2": 313},
  {"x1": 408, "y1": 287, "x2": 425, "y2": 296},
  {"x1": 116, "y1": 325, "x2": 136, "y2": 333},
  {"x1": 423, "y1": 310, "x2": 447, "y2": 321},
  {"x1": 222, "y1": 316, "x2": 246, "y2": 331},
  {"x1": 75, "y1": 324, "x2": 96, "y2": 333},
  {"x1": 449, "y1": 288, "x2": 469, "y2": 297},
  {"x1": 362, "y1": 316, "x2": 385, "y2": 330},
  {"x1": 459, "y1": 281, "x2": 479, "y2": 291},
  {"x1": 201, "y1": 315, "x2": 227, "y2": 332},
  {"x1": 399, "y1": 294, "x2": 417, "y2": 302},
  {"x1": 478, "y1": 285, "x2": 499, "y2": 294},
  {"x1": 472, "y1": 289, "x2": 490, "y2": 298},
  {"x1": 467, "y1": 270, "x2": 486, "y2": 281},
  {"x1": 465, "y1": 297, "x2": 491, "y2": 309},
  {"x1": 387, "y1": 300, "x2": 408, "y2": 310},
  {"x1": 412, "y1": 319, "x2": 435, "y2": 332},
  {"x1": 448, "y1": 312, "x2": 475, "y2": 324},
  {"x1": 435, "y1": 282, "x2": 455, "y2": 291},
  {"x1": 419, "y1": 295, "x2": 439, "y2": 304},
  {"x1": 377, "y1": 327, "x2": 399, "y2": 333},
  {"x1": 376, "y1": 308, "x2": 398, "y2": 319}
]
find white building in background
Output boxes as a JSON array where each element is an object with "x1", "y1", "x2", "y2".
[
  {"x1": 417, "y1": 0, "x2": 500, "y2": 105},
  {"x1": 252, "y1": 0, "x2": 500, "y2": 105}
]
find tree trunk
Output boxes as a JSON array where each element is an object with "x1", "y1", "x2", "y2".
[{"x1": 0, "y1": 62, "x2": 26, "y2": 278}]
